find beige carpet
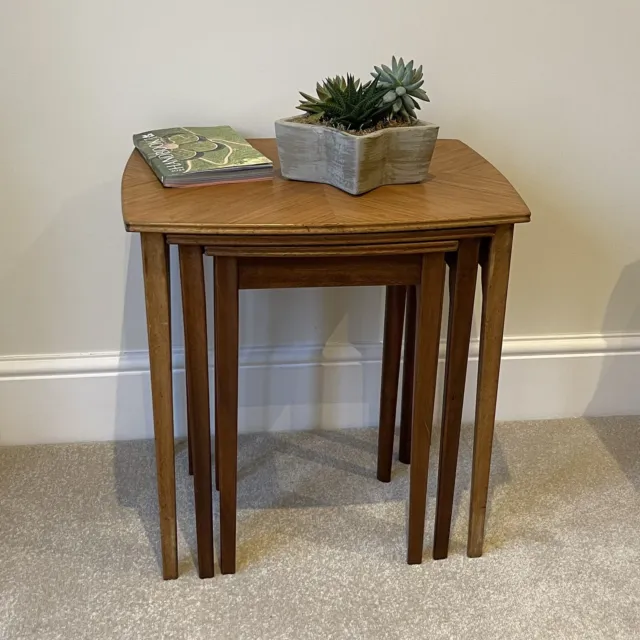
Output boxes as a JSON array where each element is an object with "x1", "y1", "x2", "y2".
[{"x1": 1, "y1": 417, "x2": 639, "y2": 639}]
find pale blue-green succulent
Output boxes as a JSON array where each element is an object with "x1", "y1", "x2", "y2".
[{"x1": 373, "y1": 56, "x2": 430, "y2": 121}]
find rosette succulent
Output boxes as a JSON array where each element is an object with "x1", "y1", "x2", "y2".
[
  {"x1": 297, "y1": 75, "x2": 348, "y2": 120},
  {"x1": 297, "y1": 74, "x2": 390, "y2": 131},
  {"x1": 373, "y1": 56, "x2": 430, "y2": 122}
]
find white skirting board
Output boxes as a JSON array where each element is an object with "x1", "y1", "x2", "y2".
[{"x1": 1, "y1": 334, "x2": 639, "y2": 445}]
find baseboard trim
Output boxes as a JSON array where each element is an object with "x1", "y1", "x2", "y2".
[{"x1": 1, "y1": 334, "x2": 639, "y2": 445}]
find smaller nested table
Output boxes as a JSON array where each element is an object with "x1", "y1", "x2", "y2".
[{"x1": 121, "y1": 139, "x2": 530, "y2": 579}]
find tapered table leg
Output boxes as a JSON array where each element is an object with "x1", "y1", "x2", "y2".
[
  {"x1": 141, "y1": 233, "x2": 178, "y2": 580},
  {"x1": 377, "y1": 286, "x2": 407, "y2": 482},
  {"x1": 179, "y1": 245, "x2": 214, "y2": 578},
  {"x1": 399, "y1": 286, "x2": 417, "y2": 464},
  {"x1": 468, "y1": 226, "x2": 514, "y2": 557},
  {"x1": 433, "y1": 240, "x2": 480, "y2": 559},
  {"x1": 407, "y1": 253, "x2": 446, "y2": 564},
  {"x1": 185, "y1": 347, "x2": 194, "y2": 477},
  {"x1": 215, "y1": 414, "x2": 220, "y2": 492},
  {"x1": 214, "y1": 256, "x2": 239, "y2": 574}
]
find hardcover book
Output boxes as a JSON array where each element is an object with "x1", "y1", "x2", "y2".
[{"x1": 132, "y1": 126, "x2": 273, "y2": 187}]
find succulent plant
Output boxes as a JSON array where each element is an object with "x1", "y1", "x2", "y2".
[
  {"x1": 297, "y1": 76, "x2": 350, "y2": 120},
  {"x1": 372, "y1": 56, "x2": 430, "y2": 121},
  {"x1": 297, "y1": 74, "x2": 391, "y2": 131}
]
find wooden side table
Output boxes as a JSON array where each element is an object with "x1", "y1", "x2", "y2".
[{"x1": 122, "y1": 139, "x2": 530, "y2": 579}]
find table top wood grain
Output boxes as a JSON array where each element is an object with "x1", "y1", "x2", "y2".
[{"x1": 122, "y1": 139, "x2": 530, "y2": 235}]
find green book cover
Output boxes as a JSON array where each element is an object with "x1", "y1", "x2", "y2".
[{"x1": 133, "y1": 126, "x2": 272, "y2": 185}]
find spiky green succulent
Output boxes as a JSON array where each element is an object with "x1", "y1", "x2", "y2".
[
  {"x1": 297, "y1": 74, "x2": 391, "y2": 131},
  {"x1": 373, "y1": 56, "x2": 430, "y2": 122},
  {"x1": 297, "y1": 75, "x2": 349, "y2": 120}
]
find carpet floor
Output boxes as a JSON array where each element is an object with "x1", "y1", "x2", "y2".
[{"x1": 1, "y1": 417, "x2": 639, "y2": 639}]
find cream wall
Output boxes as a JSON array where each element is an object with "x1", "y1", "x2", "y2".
[{"x1": 1, "y1": 1, "x2": 639, "y2": 443}]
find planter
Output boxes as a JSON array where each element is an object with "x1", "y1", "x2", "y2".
[{"x1": 275, "y1": 118, "x2": 439, "y2": 195}]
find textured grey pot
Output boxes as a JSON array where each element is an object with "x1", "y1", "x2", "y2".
[{"x1": 275, "y1": 117, "x2": 439, "y2": 195}]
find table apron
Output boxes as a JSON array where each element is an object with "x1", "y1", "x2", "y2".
[
  {"x1": 166, "y1": 226, "x2": 495, "y2": 248},
  {"x1": 204, "y1": 240, "x2": 457, "y2": 259},
  {"x1": 235, "y1": 254, "x2": 429, "y2": 289}
]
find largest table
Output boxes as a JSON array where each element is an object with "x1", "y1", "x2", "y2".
[{"x1": 121, "y1": 138, "x2": 530, "y2": 579}]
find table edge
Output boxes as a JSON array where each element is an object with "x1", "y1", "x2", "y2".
[{"x1": 125, "y1": 214, "x2": 530, "y2": 235}]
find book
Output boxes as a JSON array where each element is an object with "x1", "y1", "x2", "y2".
[{"x1": 132, "y1": 126, "x2": 273, "y2": 187}]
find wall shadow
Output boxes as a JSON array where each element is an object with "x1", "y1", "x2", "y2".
[
  {"x1": 238, "y1": 284, "x2": 384, "y2": 432},
  {"x1": 586, "y1": 259, "x2": 640, "y2": 491}
]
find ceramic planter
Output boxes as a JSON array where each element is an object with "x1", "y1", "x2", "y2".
[{"x1": 274, "y1": 118, "x2": 439, "y2": 195}]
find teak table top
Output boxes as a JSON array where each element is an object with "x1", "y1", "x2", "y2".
[{"x1": 122, "y1": 139, "x2": 530, "y2": 235}]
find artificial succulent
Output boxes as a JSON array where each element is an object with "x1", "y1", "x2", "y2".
[{"x1": 373, "y1": 56, "x2": 430, "y2": 121}]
